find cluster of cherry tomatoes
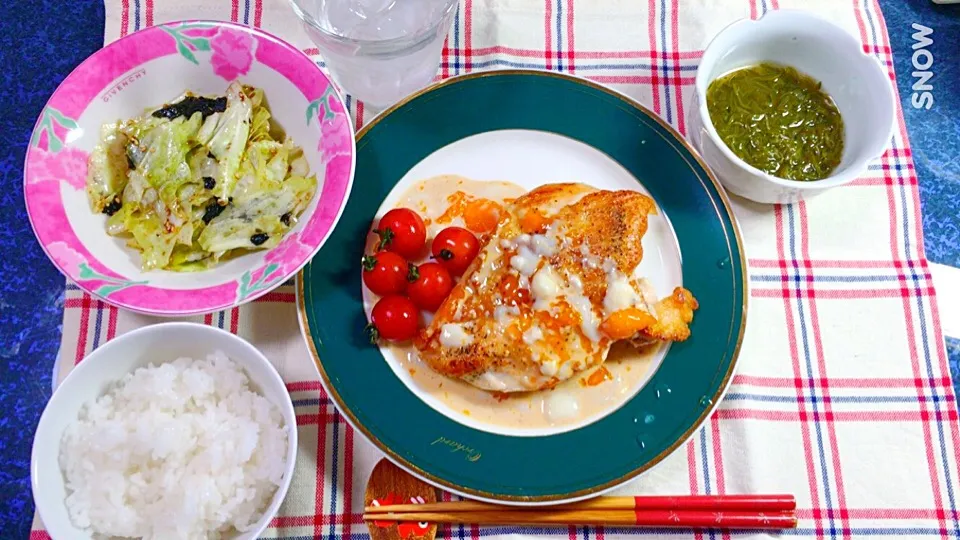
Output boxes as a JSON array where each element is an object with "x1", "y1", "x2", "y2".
[{"x1": 364, "y1": 208, "x2": 480, "y2": 342}]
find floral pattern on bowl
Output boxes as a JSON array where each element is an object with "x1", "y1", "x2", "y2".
[{"x1": 23, "y1": 20, "x2": 356, "y2": 316}]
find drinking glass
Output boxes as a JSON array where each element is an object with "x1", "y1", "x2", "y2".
[{"x1": 289, "y1": 0, "x2": 460, "y2": 108}]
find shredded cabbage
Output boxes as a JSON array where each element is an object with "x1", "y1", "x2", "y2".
[
  {"x1": 86, "y1": 123, "x2": 130, "y2": 213},
  {"x1": 84, "y1": 82, "x2": 318, "y2": 271}
]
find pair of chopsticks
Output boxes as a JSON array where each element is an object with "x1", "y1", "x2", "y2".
[{"x1": 364, "y1": 494, "x2": 797, "y2": 529}]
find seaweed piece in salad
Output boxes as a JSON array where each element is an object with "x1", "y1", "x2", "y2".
[{"x1": 85, "y1": 82, "x2": 317, "y2": 272}]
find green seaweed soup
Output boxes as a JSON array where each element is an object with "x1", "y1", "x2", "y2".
[{"x1": 706, "y1": 62, "x2": 844, "y2": 182}]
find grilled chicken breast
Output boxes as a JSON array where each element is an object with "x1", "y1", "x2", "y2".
[{"x1": 414, "y1": 183, "x2": 698, "y2": 392}]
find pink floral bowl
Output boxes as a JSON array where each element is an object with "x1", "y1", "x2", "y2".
[{"x1": 23, "y1": 20, "x2": 356, "y2": 316}]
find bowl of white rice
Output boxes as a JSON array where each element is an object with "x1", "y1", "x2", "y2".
[{"x1": 31, "y1": 322, "x2": 297, "y2": 539}]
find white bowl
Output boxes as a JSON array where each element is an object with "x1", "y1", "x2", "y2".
[
  {"x1": 689, "y1": 10, "x2": 895, "y2": 204},
  {"x1": 31, "y1": 322, "x2": 297, "y2": 540}
]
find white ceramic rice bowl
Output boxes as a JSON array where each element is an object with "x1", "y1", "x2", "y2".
[{"x1": 31, "y1": 322, "x2": 297, "y2": 539}]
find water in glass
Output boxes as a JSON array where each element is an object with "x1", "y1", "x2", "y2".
[{"x1": 292, "y1": 0, "x2": 459, "y2": 108}]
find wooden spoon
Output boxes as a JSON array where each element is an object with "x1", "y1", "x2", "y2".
[{"x1": 365, "y1": 459, "x2": 440, "y2": 540}]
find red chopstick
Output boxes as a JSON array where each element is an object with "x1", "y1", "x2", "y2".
[
  {"x1": 631, "y1": 509, "x2": 796, "y2": 528},
  {"x1": 630, "y1": 494, "x2": 796, "y2": 512}
]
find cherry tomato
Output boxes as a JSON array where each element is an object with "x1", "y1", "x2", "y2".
[
  {"x1": 361, "y1": 252, "x2": 409, "y2": 296},
  {"x1": 368, "y1": 295, "x2": 419, "y2": 342},
  {"x1": 375, "y1": 208, "x2": 426, "y2": 259},
  {"x1": 431, "y1": 227, "x2": 480, "y2": 277},
  {"x1": 407, "y1": 262, "x2": 454, "y2": 311}
]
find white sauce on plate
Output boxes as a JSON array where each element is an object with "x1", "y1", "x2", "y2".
[{"x1": 391, "y1": 341, "x2": 658, "y2": 431}]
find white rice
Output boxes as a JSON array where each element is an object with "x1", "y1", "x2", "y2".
[{"x1": 59, "y1": 351, "x2": 289, "y2": 539}]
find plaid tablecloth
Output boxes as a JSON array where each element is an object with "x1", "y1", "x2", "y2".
[{"x1": 32, "y1": 0, "x2": 960, "y2": 538}]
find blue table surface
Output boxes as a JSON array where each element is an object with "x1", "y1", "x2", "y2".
[{"x1": 0, "y1": 0, "x2": 957, "y2": 536}]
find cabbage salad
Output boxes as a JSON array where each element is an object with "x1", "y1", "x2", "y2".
[{"x1": 85, "y1": 82, "x2": 317, "y2": 271}]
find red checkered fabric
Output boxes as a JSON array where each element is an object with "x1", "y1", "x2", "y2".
[{"x1": 32, "y1": 0, "x2": 960, "y2": 538}]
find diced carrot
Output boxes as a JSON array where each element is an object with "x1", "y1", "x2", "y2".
[
  {"x1": 498, "y1": 274, "x2": 530, "y2": 307},
  {"x1": 463, "y1": 199, "x2": 502, "y2": 233},
  {"x1": 600, "y1": 308, "x2": 657, "y2": 340},
  {"x1": 505, "y1": 322, "x2": 522, "y2": 342},
  {"x1": 552, "y1": 301, "x2": 577, "y2": 326},
  {"x1": 519, "y1": 209, "x2": 551, "y2": 234},
  {"x1": 585, "y1": 366, "x2": 612, "y2": 386}
]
